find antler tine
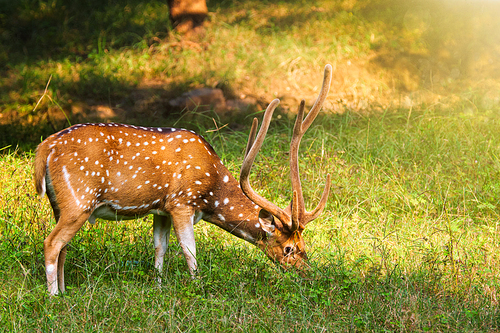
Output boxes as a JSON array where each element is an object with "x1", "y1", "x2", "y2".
[
  {"x1": 304, "y1": 173, "x2": 331, "y2": 223},
  {"x1": 301, "y1": 64, "x2": 333, "y2": 132},
  {"x1": 240, "y1": 99, "x2": 288, "y2": 223},
  {"x1": 288, "y1": 64, "x2": 332, "y2": 230},
  {"x1": 245, "y1": 118, "x2": 259, "y2": 158},
  {"x1": 288, "y1": 100, "x2": 307, "y2": 231}
]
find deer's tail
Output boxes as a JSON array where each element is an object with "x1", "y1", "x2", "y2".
[{"x1": 34, "y1": 139, "x2": 54, "y2": 197}]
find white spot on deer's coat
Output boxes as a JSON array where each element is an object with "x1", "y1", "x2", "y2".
[
  {"x1": 223, "y1": 175, "x2": 229, "y2": 183},
  {"x1": 223, "y1": 198, "x2": 229, "y2": 205},
  {"x1": 255, "y1": 223, "x2": 261, "y2": 228},
  {"x1": 218, "y1": 214, "x2": 225, "y2": 221},
  {"x1": 214, "y1": 201, "x2": 219, "y2": 207},
  {"x1": 195, "y1": 180, "x2": 202, "y2": 185},
  {"x1": 175, "y1": 148, "x2": 181, "y2": 152}
]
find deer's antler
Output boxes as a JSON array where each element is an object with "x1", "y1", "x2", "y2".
[{"x1": 240, "y1": 64, "x2": 332, "y2": 232}]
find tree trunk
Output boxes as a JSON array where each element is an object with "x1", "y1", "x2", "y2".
[{"x1": 168, "y1": 0, "x2": 208, "y2": 33}]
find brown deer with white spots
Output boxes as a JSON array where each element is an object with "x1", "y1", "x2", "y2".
[{"x1": 34, "y1": 65, "x2": 332, "y2": 295}]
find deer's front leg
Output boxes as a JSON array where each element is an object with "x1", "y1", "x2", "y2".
[
  {"x1": 153, "y1": 214, "x2": 172, "y2": 276},
  {"x1": 171, "y1": 207, "x2": 197, "y2": 276}
]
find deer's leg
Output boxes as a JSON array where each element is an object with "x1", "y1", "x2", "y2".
[
  {"x1": 44, "y1": 212, "x2": 89, "y2": 295},
  {"x1": 171, "y1": 208, "x2": 197, "y2": 276},
  {"x1": 57, "y1": 245, "x2": 67, "y2": 292},
  {"x1": 153, "y1": 214, "x2": 172, "y2": 275}
]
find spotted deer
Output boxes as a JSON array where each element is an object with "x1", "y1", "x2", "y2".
[{"x1": 34, "y1": 65, "x2": 332, "y2": 295}]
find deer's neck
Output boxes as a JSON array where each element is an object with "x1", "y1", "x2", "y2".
[{"x1": 201, "y1": 173, "x2": 264, "y2": 245}]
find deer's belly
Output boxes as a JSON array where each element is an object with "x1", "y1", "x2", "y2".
[{"x1": 88, "y1": 205, "x2": 170, "y2": 223}]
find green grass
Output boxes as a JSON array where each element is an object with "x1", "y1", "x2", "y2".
[{"x1": 2, "y1": 105, "x2": 500, "y2": 331}]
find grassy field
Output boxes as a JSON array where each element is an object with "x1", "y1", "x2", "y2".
[
  {"x1": 2, "y1": 108, "x2": 500, "y2": 331},
  {"x1": 1, "y1": 0, "x2": 500, "y2": 332}
]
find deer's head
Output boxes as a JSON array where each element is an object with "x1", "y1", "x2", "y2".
[{"x1": 240, "y1": 64, "x2": 332, "y2": 269}]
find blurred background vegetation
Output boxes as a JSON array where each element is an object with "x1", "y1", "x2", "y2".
[{"x1": 0, "y1": 0, "x2": 499, "y2": 149}]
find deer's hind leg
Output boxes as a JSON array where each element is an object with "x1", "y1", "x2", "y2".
[
  {"x1": 44, "y1": 211, "x2": 89, "y2": 295},
  {"x1": 47, "y1": 197, "x2": 68, "y2": 293}
]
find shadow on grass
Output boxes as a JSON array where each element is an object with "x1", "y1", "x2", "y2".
[
  {"x1": 0, "y1": 70, "x2": 255, "y2": 151},
  {"x1": 0, "y1": 0, "x2": 172, "y2": 65}
]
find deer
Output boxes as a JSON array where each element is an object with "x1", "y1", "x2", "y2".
[{"x1": 34, "y1": 65, "x2": 332, "y2": 295}]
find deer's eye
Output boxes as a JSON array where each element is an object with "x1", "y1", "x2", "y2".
[{"x1": 284, "y1": 246, "x2": 294, "y2": 255}]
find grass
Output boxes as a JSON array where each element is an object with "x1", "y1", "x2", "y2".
[
  {"x1": 1, "y1": 0, "x2": 500, "y2": 331},
  {"x1": 2, "y1": 106, "x2": 500, "y2": 331}
]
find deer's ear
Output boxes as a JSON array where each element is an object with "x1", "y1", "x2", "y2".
[{"x1": 258, "y1": 209, "x2": 275, "y2": 234}]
